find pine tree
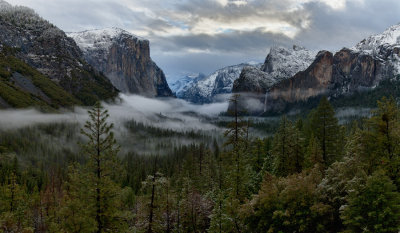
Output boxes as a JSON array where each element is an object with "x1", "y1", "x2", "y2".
[
  {"x1": 224, "y1": 94, "x2": 249, "y2": 200},
  {"x1": 341, "y1": 170, "x2": 400, "y2": 233},
  {"x1": 272, "y1": 116, "x2": 304, "y2": 176},
  {"x1": 272, "y1": 116, "x2": 291, "y2": 176},
  {"x1": 311, "y1": 97, "x2": 340, "y2": 166},
  {"x1": 59, "y1": 165, "x2": 97, "y2": 233},
  {"x1": 0, "y1": 157, "x2": 33, "y2": 232},
  {"x1": 80, "y1": 102, "x2": 126, "y2": 233},
  {"x1": 291, "y1": 125, "x2": 305, "y2": 173},
  {"x1": 364, "y1": 97, "x2": 400, "y2": 184},
  {"x1": 304, "y1": 134, "x2": 323, "y2": 169}
]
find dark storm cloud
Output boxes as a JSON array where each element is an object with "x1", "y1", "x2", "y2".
[{"x1": 154, "y1": 30, "x2": 293, "y2": 53}]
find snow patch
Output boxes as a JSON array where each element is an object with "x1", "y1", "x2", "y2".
[
  {"x1": 67, "y1": 27, "x2": 146, "y2": 52},
  {"x1": 354, "y1": 24, "x2": 400, "y2": 52}
]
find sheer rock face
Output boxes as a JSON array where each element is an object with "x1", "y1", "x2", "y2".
[
  {"x1": 265, "y1": 46, "x2": 396, "y2": 112},
  {"x1": 232, "y1": 24, "x2": 400, "y2": 114},
  {"x1": 68, "y1": 28, "x2": 173, "y2": 97},
  {"x1": 0, "y1": 2, "x2": 118, "y2": 103},
  {"x1": 268, "y1": 51, "x2": 333, "y2": 103},
  {"x1": 231, "y1": 46, "x2": 317, "y2": 114}
]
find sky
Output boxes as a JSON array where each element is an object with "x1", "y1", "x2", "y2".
[{"x1": 5, "y1": 0, "x2": 400, "y2": 81}]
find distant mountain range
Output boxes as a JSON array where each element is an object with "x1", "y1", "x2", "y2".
[
  {"x1": 171, "y1": 62, "x2": 262, "y2": 103},
  {"x1": 1, "y1": 0, "x2": 400, "y2": 115},
  {"x1": 230, "y1": 24, "x2": 400, "y2": 114}
]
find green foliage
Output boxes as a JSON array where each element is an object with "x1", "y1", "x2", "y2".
[
  {"x1": 310, "y1": 97, "x2": 342, "y2": 166},
  {"x1": 332, "y1": 76, "x2": 400, "y2": 108},
  {"x1": 341, "y1": 170, "x2": 400, "y2": 233},
  {"x1": 0, "y1": 95, "x2": 399, "y2": 232},
  {"x1": 362, "y1": 97, "x2": 400, "y2": 181},
  {"x1": 0, "y1": 52, "x2": 80, "y2": 109},
  {"x1": 56, "y1": 165, "x2": 97, "y2": 233},
  {"x1": 271, "y1": 116, "x2": 305, "y2": 176},
  {"x1": 304, "y1": 134, "x2": 323, "y2": 169},
  {"x1": 67, "y1": 69, "x2": 118, "y2": 106},
  {"x1": 244, "y1": 169, "x2": 328, "y2": 233},
  {"x1": 78, "y1": 102, "x2": 128, "y2": 232}
]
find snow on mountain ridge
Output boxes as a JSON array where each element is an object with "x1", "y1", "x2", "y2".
[
  {"x1": 176, "y1": 62, "x2": 261, "y2": 103},
  {"x1": 352, "y1": 23, "x2": 400, "y2": 76},
  {"x1": 67, "y1": 28, "x2": 146, "y2": 52},
  {"x1": 0, "y1": 0, "x2": 11, "y2": 9},
  {"x1": 261, "y1": 45, "x2": 317, "y2": 83},
  {"x1": 354, "y1": 23, "x2": 400, "y2": 52},
  {"x1": 170, "y1": 74, "x2": 202, "y2": 95}
]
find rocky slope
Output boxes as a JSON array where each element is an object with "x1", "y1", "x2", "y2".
[
  {"x1": 231, "y1": 46, "x2": 316, "y2": 113},
  {"x1": 0, "y1": 47, "x2": 80, "y2": 109},
  {"x1": 263, "y1": 24, "x2": 400, "y2": 113},
  {"x1": 229, "y1": 24, "x2": 400, "y2": 114},
  {"x1": 0, "y1": 1, "x2": 118, "y2": 105},
  {"x1": 68, "y1": 28, "x2": 173, "y2": 97},
  {"x1": 175, "y1": 62, "x2": 261, "y2": 103}
]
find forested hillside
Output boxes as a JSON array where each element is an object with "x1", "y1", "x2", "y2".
[
  {"x1": 0, "y1": 47, "x2": 80, "y2": 109},
  {"x1": 0, "y1": 95, "x2": 398, "y2": 232}
]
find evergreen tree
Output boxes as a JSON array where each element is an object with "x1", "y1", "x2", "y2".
[
  {"x1": 311, "y1": 97, "x2": 340, "y2": 166},
  {"x1": 341, "y1": 170, "x2": 400, "y2": 233},
  {"x1": 364, "y1": 97, "x2": 400, "y2": 184},
  {"x1": 291, "y1": 124, "x2": 305, "y2": 173},
  {"x1": 224, "y1": 94, "x2": 250, "y2": 200},
  {"x1": 271, "y1": 116, "x2": 293, "y2": 176},
  {"x1": 80, "y1": 102, "x2": 126, "y2": 232},
  {"x1": 139, "y1": 171, "x2": 167, "y2": 233},
  {"x1": 272, "y1": 116, "x2": 304, "y2": 176},
  {"x1": 304, "y1": 134, "x2": 323, "y2": 169},
  {"x1": 0, "y1": 157, "x2": 34, "y2": 232},
  {"x1": 58, "y1": 165, "x2": 97, "y2": 233}
]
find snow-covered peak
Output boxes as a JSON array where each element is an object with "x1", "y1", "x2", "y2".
[
  {"x1": 170, "y1": 74, "x2": 203, "y2": 95},
  {"x1": 67, "y1": 27, "x2": 145, "y2": 52},
  {"x1": 176, "y1": 62, "x2": 262, "y2": 103},
  {"x1": 195, "y1": 63, "x2": 253, "y2": 96},
  {"x1": 262, "y1": 45, "x2": 317, "y2": 82},
  {"x1": 0, "y1": 1, "x2": 36, "y2": 16},
  {"x1": 0, "y1": 0, "x2": 11, "y2": 9},
  {"x1": 354, "y1": 23, "x2": 400, "y2": 52}
]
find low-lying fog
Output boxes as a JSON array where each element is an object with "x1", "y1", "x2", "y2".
[
  {"x1": 0, "y1": 94, "x2": 229, "y2": 131},
  {"x1": 0, "y1": 94, "x2": 374, "y2": 133}
]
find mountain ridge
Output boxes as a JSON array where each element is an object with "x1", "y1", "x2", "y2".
[
  {"x1": 173, "y1": 62, "x2": 262, "y2": 103},
  {"x1": 0, "y1": 1, "x2": 118, "y2": 106},
  {"x1": 68, "y1": 28, "x2": 173, "y2": 97},
  {"x1": 232, "y1": 24, "x2": 400, "y2": 114}
]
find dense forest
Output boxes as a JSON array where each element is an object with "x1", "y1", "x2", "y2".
[{"x1": 0, "y1": 95, "x2": 399, "y2": 232}]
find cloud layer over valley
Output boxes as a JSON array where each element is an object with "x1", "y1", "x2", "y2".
[{"x1": 0, "y1": 94, "x2": 228, "y2": 131}]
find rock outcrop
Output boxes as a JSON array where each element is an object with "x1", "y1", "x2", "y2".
[
  {"x1": 231, "y1": 46, "x2": 317, "y2": 113},
  {"x1": 0, "y1": 1, "x2": 118, "y2": 105},
  {"x1": 232, "y1": 24, "x2": 400, "y2": 114},
  {"x1": 68, "y1": 28, "x2": 173, "y2": 97}
]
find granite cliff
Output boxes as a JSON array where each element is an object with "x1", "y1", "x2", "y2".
[
  {"x1": 232, "y1": 24, "x2": 400, "y2": 114},
  {"x1": 68, "y1": 28, "x2": 173, "y2": 97},
  {"x1": 0, "y1": 0, "x2": 118, "y2": 106}
]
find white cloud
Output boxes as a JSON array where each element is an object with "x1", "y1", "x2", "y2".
[{"x1": 0, "y1": 94, "x2": 228, "y2": 131}]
